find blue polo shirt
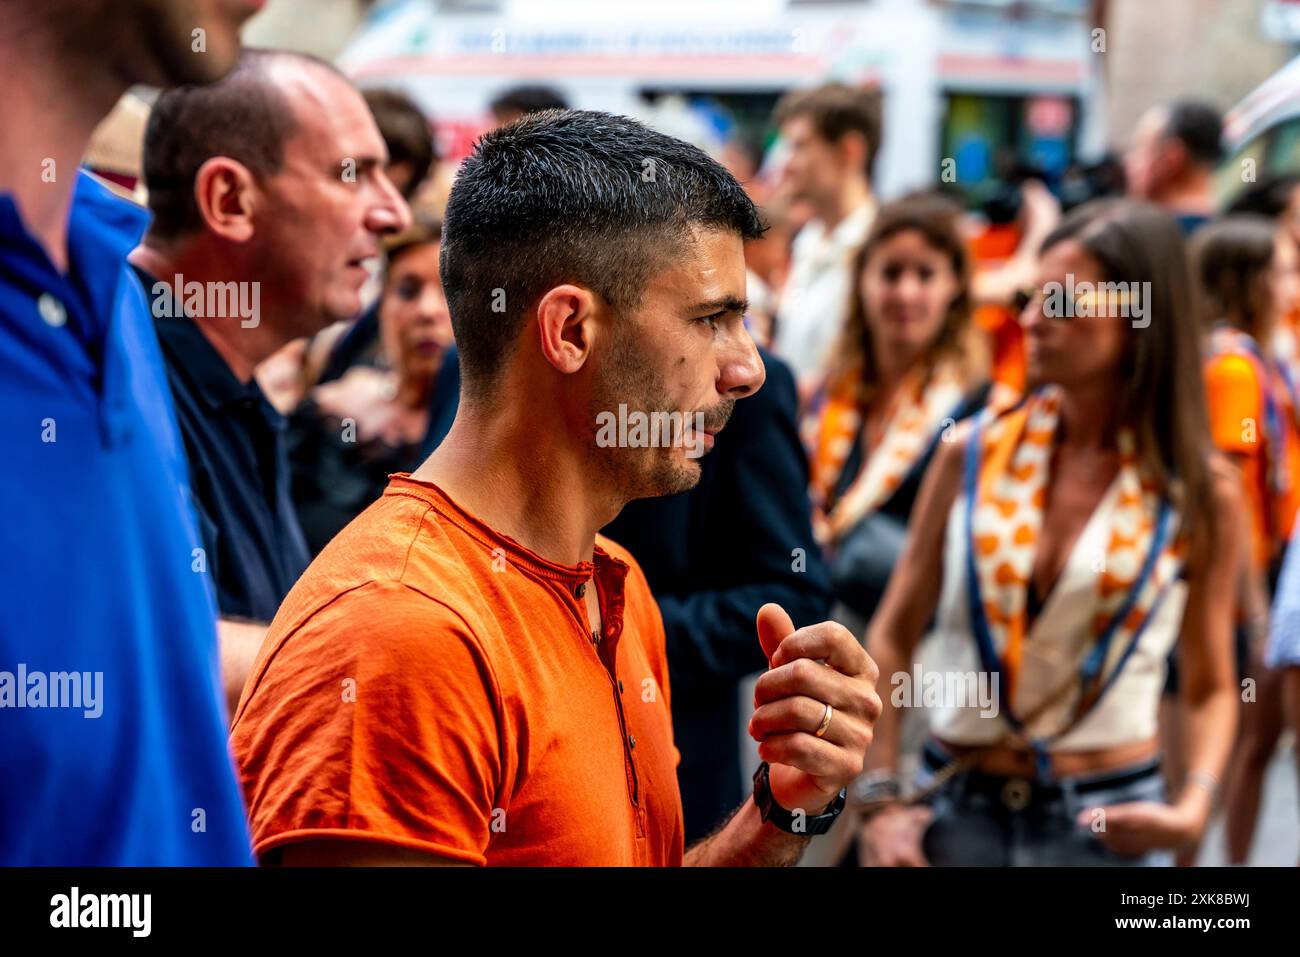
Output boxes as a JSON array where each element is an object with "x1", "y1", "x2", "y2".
[{"x1": 0, "y1": 172, "x2": 252, "y2": 865}]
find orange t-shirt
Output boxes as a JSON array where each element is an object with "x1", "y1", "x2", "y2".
[
  {"x1": 231, "y1": 474, "x2": 684, "y2": 866},
  {"x1": 969, "y1": 224, "x2": 1027, "y2": 397},
  {"x1": 975, "y1": 304, "x2": 1027, "y2": 396},
  {"x1": 1204, "y1": 353, "x2": 1300, "y2": 570}
]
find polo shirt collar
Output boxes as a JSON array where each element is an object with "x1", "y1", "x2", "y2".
[
  {"x1": 0, "y1": 170, "x2": 146, "y2": 267},
  {"x1": 70, "y1": 171, "x2": 150, "y2": 262},
  {"x1": 135, "y1": 264, "x2": 281, "y2": 423},
  {"x1": 0, "y1": 171, "x2": 148, "y2": 334},
  {"x1": 1, "y1": 173, "x2": 153, "y2": 446}
]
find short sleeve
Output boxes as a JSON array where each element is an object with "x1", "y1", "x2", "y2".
[
  {"x1": 1205, "y1": 354, "x2": 1264, "y2": 455},
  {"x1": 232, "y1": 581, "x2": 508, "y2": 865}
]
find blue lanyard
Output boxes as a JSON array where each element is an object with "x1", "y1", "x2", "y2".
[{"x1": 1279, "y1": 361, "x2": 1300, "y2": 423}]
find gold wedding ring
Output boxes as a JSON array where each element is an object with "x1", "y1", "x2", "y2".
[{"x1": 814, "y1": 702, "x2": 834, "y2": 739}]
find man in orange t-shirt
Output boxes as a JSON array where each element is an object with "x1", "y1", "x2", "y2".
[
  {"x1": 232, "y1": 110, "x2": 882, "y2": 866},
  {"x1": 235, "y1": 476, "x2": 685, "y2": 865}
]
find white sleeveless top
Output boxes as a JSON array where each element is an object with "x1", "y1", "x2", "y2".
[{"x1": 925, "y1": 480, "x2": 1189, "y2": 752}]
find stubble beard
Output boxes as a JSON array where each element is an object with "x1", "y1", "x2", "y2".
[{"x1": 587, "y1": 325, "x2": 707, "y2": 504}]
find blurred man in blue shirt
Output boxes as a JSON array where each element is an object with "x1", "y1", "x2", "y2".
[{"x1": 0, "y1": 0, "x2": 259, "y2": 865}]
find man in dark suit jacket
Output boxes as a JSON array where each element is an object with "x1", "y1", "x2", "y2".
[{"x1": 604, "y1": 348, "x2": 833, "y2": 842}]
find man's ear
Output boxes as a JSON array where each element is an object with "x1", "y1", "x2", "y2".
[
  {"x1": 837, "y1": 130, "x2": 869, "y2": 176},
  {"x1": 1164, "y1": 139, "x2": 1190, "y2": 182},
  {"x1": 1157, "y1": 138, "x2": 1189, "y2": 183},
  {"x1": 536, "y1": 284, "x2": 601, "y2": 375},
  {"x1": 193, "y1": 157, "x2": 258, "y2": 243}
]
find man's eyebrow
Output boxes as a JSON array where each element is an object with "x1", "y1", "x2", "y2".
[
  {"x1": 685, "y1": 295, "x2": 749, "y2": 316},
  {"x1": 337, "y1": 154, "x2": 385, "y2": 173}
]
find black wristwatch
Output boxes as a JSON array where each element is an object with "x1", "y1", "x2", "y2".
[{"x1": 752, "y1": 761, "x2": 847, "y2": 836}]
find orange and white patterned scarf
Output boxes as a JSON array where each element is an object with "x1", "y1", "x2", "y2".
[
  {"x1": 965, "y1": 387, "x2": 1186, "y2": 740},
  {"x1": 805, "y1": 361, "x2": 968, "y2": 542}
]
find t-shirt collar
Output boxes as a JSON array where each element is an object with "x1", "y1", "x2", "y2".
[{"x1": 384, "y1": 472, "x2": 630, "y2": 588}]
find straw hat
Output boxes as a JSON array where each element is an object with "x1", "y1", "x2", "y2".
[{"x1": 84, "y1": 90, "x2": 152, "y2": 205}]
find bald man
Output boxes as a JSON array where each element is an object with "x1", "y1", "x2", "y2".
[{"x1": 129, "y1": 50, "x2": 411, "y2": 714}]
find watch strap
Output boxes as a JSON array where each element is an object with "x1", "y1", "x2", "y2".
[{"x1": 752, "y1": 761, "x2": 846, "y2": 836}]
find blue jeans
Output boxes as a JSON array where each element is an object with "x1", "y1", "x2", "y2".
[{"x1": 918, "y1": 746, "x2": 1174, "y2": 867}]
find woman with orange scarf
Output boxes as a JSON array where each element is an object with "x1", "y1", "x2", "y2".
[
  {"x1": 855, "y1": 200, "x2": 1243, "y2": 866},
  {"x1": 803, "y1": 193, "x2": 998, "y2": 629}
]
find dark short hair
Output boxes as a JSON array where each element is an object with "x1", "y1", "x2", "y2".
[
  {"x1": 142, "y1": 48, "x2": 342, "y2": 240},
  {"x1": 773, "y1": 83, "x2": 884, "y2": 177},
  {"x1": 1163, "y1": 100, "x2": 1224, "y2": 167},
  {"x1": 489, "y1": 85, "x2": 569, "y2": 118},
  {"x1": 363, "y1": 87, "x2": 437, "y2": 201},
  {"x1": 440, "y1": 109, "x2": 765, "y2": 395},
  {"x1": 1226, "y1": 172, "x2": 1300, "y2": 219}
]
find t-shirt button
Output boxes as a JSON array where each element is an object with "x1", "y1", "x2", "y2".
[
  {"x1": 618, "y1": 679, "x2": 624, "y2": 694},
  {"x1": 628, "y1": 735, "x2": 636, "y2": 749},
  {"x1": 574, "y1": 581, "x2": 586, "y2": 599},
  {"x1": 37, "y1": 293, "x2": 67, "y2": 328}
]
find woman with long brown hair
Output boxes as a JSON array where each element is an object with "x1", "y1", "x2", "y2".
[
  {"x1": 804, "y1": 193, "x2": 998, "y2": 628},
  {"x1": 854, "y1": 199, "x2": 1243, "y2": 866},
  {"x1": 1191, "y1": 215, "x2": 1300, "y2": 865}
]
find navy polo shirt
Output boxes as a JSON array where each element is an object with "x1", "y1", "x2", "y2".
[
  {"x1": 0, "y1": 172, "x2": 252, "y2": 865},
  {"x1": 135, "y1": 266, "x2": 310, "y2": 622}
]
